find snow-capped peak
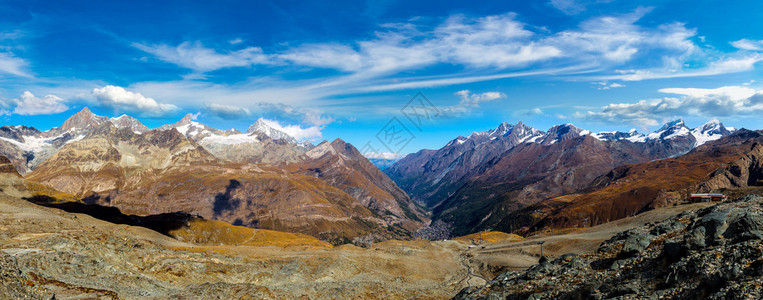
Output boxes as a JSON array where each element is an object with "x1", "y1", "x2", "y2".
[
  {"x1": 691, "y1": 120, "x2": 733, "y2": 147},
  {"x1": 488, "y1": 122, "x2": 513, "y2": 139},
  {"x1": 539, "y1": 123, "x2": 584, "y2": 145},
  {"x1": 109, "y1": 114, "x2": 149, "y2": 134},
  {"x1": 245, "y1": 118, "x2": 297, "y2": 143},
  {"x1": 647, "y1": 119, "x2": 690, "y2": 141},
  {"x1": 592, "y1": 129, "x2": 646, "y2": 142},
  {"x1": 60, "y1": 107, "x2": 107, "y2": 132}
]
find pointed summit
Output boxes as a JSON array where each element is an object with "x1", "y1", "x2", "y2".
[
  {"x1": 648, "y1": 119, "x2": 690, "y2": 141},
  {"x1": 540, "y1": 123, "x2": 584, "y2": 145},
  {"x1": 490, "y1": 122, "x2": 513, "y2": 138},
  {"x1": 179, "y1": 113, "x2": 194, "y2": 125},
  {"x1": 657, "y1": 119, "x2": 686, "y2": 132},
  {"x1": 109, "y1": 114, "x2": 149, "y2": 134},
  {"x1": 246, "y1": 118, "x2": 297, "y2": 143},
  {"x1": 61, "y1": 107, "x2": 107, "y2": 131},
  {"x1": 692, "y1": 120, "x2": 734, "y2": 147}
]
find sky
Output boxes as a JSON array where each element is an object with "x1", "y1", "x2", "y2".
[{"x1": 1, "y1": 0, "x2": 763, "y2": 156}]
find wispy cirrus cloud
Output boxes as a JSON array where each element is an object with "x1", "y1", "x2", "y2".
[
  {"x1": 133, "y1": 41, "x2": 274, "y2": 73},
  {"x1": 0, "y1": 51, "x2": 31, "y2": 77},
  {"x1": 731, "y1": 39, "x2": 763, "y2": 51},
  {"x1": 130, "y1": 10, "x2": 672, "y2": 75},
  {"x1": 122, "y1": 9, "x2": 763, "y2": 124}
]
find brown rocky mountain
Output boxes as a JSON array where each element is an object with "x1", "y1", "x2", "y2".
[
  {"x1": 387, "y1": 122, "x2": 543, "y2": 207},
  {"x1": 108, "y1": 114, "x2": 150, "y2": 133},
  {"x1": 387, "y1": 120, "x2": 735, "y2": 236},
  {"x1": 505, "y1": 129, "x2": 763, "y2": 234},
  {"x1": 288, "y1": 139, "x2": 428, "y2": 233},
  {"x1": 20, "y1": 108, "x2": 425, "y2": 243}
]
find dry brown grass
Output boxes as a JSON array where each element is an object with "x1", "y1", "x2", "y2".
[
  {"x1": 169, "y1": 219, "x2": 333, "y2": 249},
  {"x1": 454, "y1": 231, "x2": 523, "y2": 244}
]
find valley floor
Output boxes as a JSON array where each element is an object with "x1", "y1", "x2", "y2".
[{"x1": 0, "y1": 171, "x2": 716, "y2": 299}]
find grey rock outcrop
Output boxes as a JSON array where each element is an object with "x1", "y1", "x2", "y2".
[{"x1": 456, "y1": 194, "x2": 763, "y2": 299}]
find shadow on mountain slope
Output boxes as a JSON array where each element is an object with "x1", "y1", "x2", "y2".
[{"x1": 23, "y1": 194, "x2": 194, "y2": 236}]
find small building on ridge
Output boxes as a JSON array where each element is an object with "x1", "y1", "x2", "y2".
[{"x1": 690, "y1": 193, "x2": 727, "y2": 203}]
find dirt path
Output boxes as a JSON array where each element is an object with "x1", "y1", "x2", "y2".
[
  {"x1": 454, "y1": 248, "x2": 489, "y2": 288},
  {"x1": 237, "y1": 228, "x2": 259, "y2": 246}
]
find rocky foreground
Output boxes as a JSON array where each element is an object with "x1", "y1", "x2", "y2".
[
  {"x1": 0, "y1": 172, "x2": 473, "y2": 299},
  {"x1": 456, "y1": 195, "x2": 763, "y2": 299}
]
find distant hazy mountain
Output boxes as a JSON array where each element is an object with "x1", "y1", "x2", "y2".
[{"x1": 362, "y1": 152, "x2": 408, "y2": 170}]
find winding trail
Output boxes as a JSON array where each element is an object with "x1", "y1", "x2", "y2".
[
  {"x1": 237, "y1": 228, "x2": 259, "y2": 246},
  {"x1": 454, "y1": 247, "x2": 489, "y2": 290}
]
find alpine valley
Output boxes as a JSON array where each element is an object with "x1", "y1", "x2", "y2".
[{"x1": 6, "y1": 108, "x2": 763, "y2": 299}]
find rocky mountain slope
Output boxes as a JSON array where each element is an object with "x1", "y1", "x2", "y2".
[
  {"x1": 387, "y1": 119, "x2": 735, "y2": 236},
  {"x1": 288, "y1": 139, "x2": 428, "y2": 233},
  {"x1": 0, "y1": 170, "x2": 485, "y2": 299},
  {"x1": 17, "y1": 109, "x2": 425, "y2": 243},
  {"x1": 513, "y1": 129, "x2": 763, "y2": 233},
  {"x1": 457, "y1": 194, "x2": 763, "y2": 299}
]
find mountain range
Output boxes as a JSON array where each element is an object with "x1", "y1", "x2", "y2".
[
  {"x1": 4, "y1": 107, "x2": 758, "y2": 242},
  {"x1": 3, "y1": 107, "x2": 426, "y2": 244},
  {"x1": 386, "y1": 119, "x2": 737, "y2": 235}
]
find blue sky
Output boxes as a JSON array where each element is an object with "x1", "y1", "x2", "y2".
[{"x1": 1, "y1": 0, "x2": 763, "y2": 155}]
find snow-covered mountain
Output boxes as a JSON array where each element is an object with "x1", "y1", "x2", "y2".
[
  {"x1": 245, "y1": 118, "x2": 298, "y2": 144},
  {"x1": 0, "y1": 108, "x2": 316, "y2": 173},
  {"x1": 387, "y1": 119, "x2": 736, "y2": 207},
  {"x1": 109, "y1": 115, "x2": 149, "y2": 134}
]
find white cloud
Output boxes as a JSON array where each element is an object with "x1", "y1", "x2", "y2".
[
  {"x1": 596, "y1": 81, "x2": 626, "y2": 90},
  {"x1": 257, "y1": 118, "x2": 323, "y2": 142},
  {"x1": 0, "y1": 52, "x2": 31, "y2": 77},
  {"x1": 92, "y1": 85, "x2": 178, "y2": 117},
  {"x1": 434, "y1": 13, "x2": 562, "y2": 68},
  {"x1": 731, "y1": 39, "x2": 763, "y2": 51},
  {"x1": 455, "y1": 90, "x2": 506, "y2": 103},
  {"x1": 581, "y1": 85, "x2": 763, "y2": 126},
  {"x1": 442, "y1": 90, "x2": 506, "y2": 116},
  {"x1": 205, "y1": 103, "x2": 251, "y2": 119},
  {"x1": 2, "y1": 91, "x2": 69, "y2": 115},
  {"x1": 133, "y1": 41, "x2": 273, "y2": 73},
  {"x1": 549, "y1": 8, "x2": 696, "y2": 64},
  {"x1": 123, "y1": 10, "x2": 762, "y2": 119},
  {"x1": 137, "y1": 9, "x2": 698, "y2": 78}
]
